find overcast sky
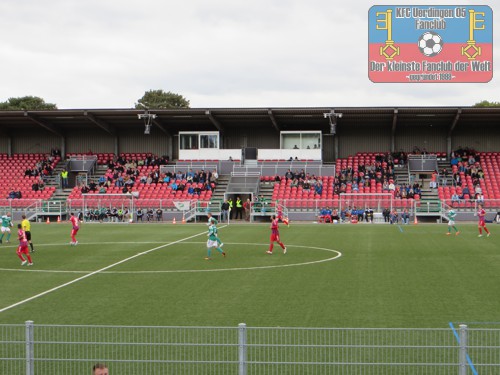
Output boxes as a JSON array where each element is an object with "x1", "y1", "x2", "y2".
[{"x1": 1, "y1": 0, "x2": 498, "y2": 109}]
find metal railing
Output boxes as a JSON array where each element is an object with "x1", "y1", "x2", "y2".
[{"x1": 1, "y1": 322, "x2": 499, "y2": 374}]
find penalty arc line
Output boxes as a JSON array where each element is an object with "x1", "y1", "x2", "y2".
[{"x1": 0, "y1": 229, "x2": 212, "y2": 314}]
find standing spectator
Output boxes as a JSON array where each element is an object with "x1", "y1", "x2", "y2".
[
  {"x1": 156, "y1": 208, "x2": 163, "y2": 221},
  {"x1": 382, "y1": 208, "x2": 391, "y2": 223},
  {"x1": 243, "y1": 198, "x2": 251, "y2": 221},
  {"x1": 136, "y1": 208, "x2": 144, "y2": 222},
  {"x1": 235, "y1": 196, "x2": 243, "y2": 220},
  {"x1": 227, "y1": 197, "x2": 234, "y2": 219},
  {"x1": 221, "y1": 200, "x2": 230, "y2": 222},
  {"x1": 60, "y1": 168, "x2": 69, "y2": 188},
  {"x1": 146, "y1": 208, "x2": 154, "y2": 222}
]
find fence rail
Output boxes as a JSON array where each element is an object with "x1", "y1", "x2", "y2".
[{"x1": 2, "y1": 322, "x2": 500, "y2": 374}]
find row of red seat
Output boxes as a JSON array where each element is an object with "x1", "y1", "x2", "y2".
[{"x1": 0, "y1": 154, "x2": 60, "y2": 201}]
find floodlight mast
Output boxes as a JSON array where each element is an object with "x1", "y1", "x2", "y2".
[
  {"x1": 323, "y1": 110, "x2": 343, "y2": 134},
  {"x1": 137, "y1": 107, "x2": 157, "y2": 135}
]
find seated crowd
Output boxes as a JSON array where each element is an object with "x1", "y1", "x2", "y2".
[{"x1": 76, "y1": 154, "x2": 218, "y2": 197}]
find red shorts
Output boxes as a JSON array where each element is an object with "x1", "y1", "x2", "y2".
[
  {"x1": 478, "y1": 220, "x2": 486, "y2": 227},
  {"x1": 71, "y1": 227, "x2": 80, "y2": 235},
  {"x1": 270, "y1": 233, "x2": 280, "y2": 242},
  {"x1": 17, "y1": 244, "x2": 29, "y2": 255}
]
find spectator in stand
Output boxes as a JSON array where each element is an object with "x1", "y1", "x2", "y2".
[
  {"x1": 451, "y1": 192, "x2": 460, "y2": 204},
  {"x1": 460, "y1": 186, "x2": 470, "y2": 200},
  {"x1": 303, "y1": 179, "x2": 311, "y2": 191},
  {"x1": 429, "y1": 171, "x2": 438, "y2": 189},
  {"x1": 314, "y1": 181, "x2": 323, "y2": 196},
  {"x1": 115, "y1": 174, "x2": 124, "y2": 187},
  {"x1": 98, "y1": 175, "x2": 106, "y2": 187},
  {"x1": 170, "y1": 181, "x2": 178, "y2": 191},
  {"x1": 475, "y1": 193, "x2": 484, "y2": 204},
  {"x1": 210, "y1": 169, "x2": 219, "y2": 184},
  {"x1": 441, "y1": 168, "x2": 448, "y2": 186},
  {"x1": 193, "y1": 183, "x2": 201, "y2": 196}
]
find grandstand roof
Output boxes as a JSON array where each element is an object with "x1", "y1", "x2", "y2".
[{"x1": 1, "y1": 107, "x2": 499, "y2": 136}]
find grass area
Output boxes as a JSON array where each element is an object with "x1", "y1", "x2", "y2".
[{"x1": 0, "y1": 221, "x2": 499, "y2": 328}]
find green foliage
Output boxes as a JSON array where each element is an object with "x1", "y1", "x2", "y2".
[
  {"x1": 135, "y1": 89, "x2": 190, "y2": 109},
  {"x1": 0, "y1": 96, "x2": 57, "y2": 110},
  {"x1": 473, "y1": 100, "x2": 500, "y2": 107}
]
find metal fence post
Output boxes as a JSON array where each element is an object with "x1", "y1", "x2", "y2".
[
  {"x1": 25, "y1": 320, "x2": 34, "y2": 375},
  {"x1": 459, "y1": 324, "x2": 467, "y2": 375},
  {"x1": 238, "y1": 323, "x2": 247, "y2": 375}
]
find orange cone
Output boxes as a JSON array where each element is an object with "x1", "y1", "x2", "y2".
[
  {"x1": 57, "y1": 216, "x2": 61, "y2": 223},
  {"x1": 182, "y1": 215, "x2": 186, "y2": 224},
  {"x1": 172, "y1": 217, "x2": 176, "y2": 224},
  {"x1": 46, "y1": 217, "x2": 50, "y2": 224}
]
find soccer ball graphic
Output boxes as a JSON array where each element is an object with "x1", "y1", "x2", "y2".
[{"x1": 418, "y1": 32, "x2": 443, "y2": 57}]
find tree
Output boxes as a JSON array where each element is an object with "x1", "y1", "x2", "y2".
[
  {"x1": 473, "y1": 100, "x2": 500, "y2": 107},
  {"x1": 135, "y1": 89, "x2": 190, "y2": 109},
  {"x1": 0, "y1": 96, "x2": 57, "y2": 110}
]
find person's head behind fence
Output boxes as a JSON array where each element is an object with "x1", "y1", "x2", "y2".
[{"x1": 92, "y1": 363, "x2": 108, "y2": 375}]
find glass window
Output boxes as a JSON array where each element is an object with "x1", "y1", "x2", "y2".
[
  {"x1": 303, "y1": 133, "x2": 319, "y2": 150},
  {"x1": 200, "y1": 134, "x2": 218, "y2": 149},
  {"x1": 180, "y1": 134, "x2": 198, "y2": 150},
  {"x1": 282, "y1": 134, "x2": 301, "y2": 149}
]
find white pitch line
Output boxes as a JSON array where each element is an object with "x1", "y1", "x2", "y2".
[
  {"x1": 0, "y1": 244, "x2": 342, "y2": 274},
  {"x1": 0, "y1": 230, "x2": 210, "y2": 314}
]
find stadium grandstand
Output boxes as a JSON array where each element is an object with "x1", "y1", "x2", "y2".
[{"x1": 1, "y1": 106, "x2": 499, "y2": 224}]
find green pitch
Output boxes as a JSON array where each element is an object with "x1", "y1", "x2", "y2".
[{"x1": 0, "y1": 222, "x2": 499, "y2": 328}]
